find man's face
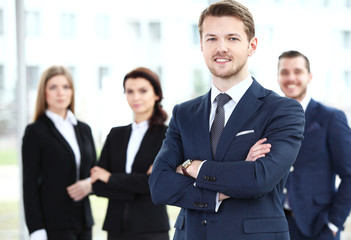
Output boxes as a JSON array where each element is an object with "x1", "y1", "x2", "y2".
[
  {"x1": 277, "y1": 56, "x2": 312, "y2": 102},
  {"x1": 200, "y1": 16, "x2": 256, "y2": 80}
]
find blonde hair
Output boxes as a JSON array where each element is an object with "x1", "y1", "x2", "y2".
[{"x1": 33, "y1": 65, "x2": 75, "y2": 121}]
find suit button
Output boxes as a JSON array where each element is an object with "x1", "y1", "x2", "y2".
[
  {"x1": 203, "y1": 176, "x2": 209, "y2": 181},
  {"x1": 290, "y1": 166, "x2": 294, "y2": 172},
  {"x1": 283, "y1": 188, "x2": 287, "y2": 194},
  {"x1": 212, "y1": 177, "x2": 216, "y2": 182},
  {"x1": 202, "y1": 220, "x2": 207, "y2": 226}
]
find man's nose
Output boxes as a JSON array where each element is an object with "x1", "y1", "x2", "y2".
[{"x1": 217, "y1": 39, "x2": 228, "y2": 53}]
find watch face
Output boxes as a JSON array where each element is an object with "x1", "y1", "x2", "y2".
[{"x1": 182, "y1": 159, "x2": 192, "y2": 168}]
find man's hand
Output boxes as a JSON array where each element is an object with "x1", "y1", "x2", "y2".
[
  {"x1": 147, "y1": 164, "x2": 153, "y2": 175},
  {"x1": 67, "y1": 178, "x2": 92, "y2": 201},
  {"x1": 90, "y1": 166, "x2": 111, "y2": 183},
  {"x1": 177, "y1": 160, "x2": 202, "y2": 179},
  {"x1": 246, "y1": 138, "x2": 271, "y2": 161}
]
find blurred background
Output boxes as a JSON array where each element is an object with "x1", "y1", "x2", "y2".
[{"x1": 0, "y1": 0, "x2": 351, "y2": 239}]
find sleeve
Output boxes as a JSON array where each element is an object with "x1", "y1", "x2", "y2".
[
  {"x1": 327, "y1": 110, "x2": 351, "y2": 229},
  {"x1": 22, "y1": 125, "x2": 46, "y2": 233},
  {"x1": 196, "y1": 99, "x2": 305, "y2": 198},
  {"x1": 149, "y1": 105, "x2": 218, "y2": 212},
  {"x1": 92, "y1": 131, "x2": 134, "y2": 200}
]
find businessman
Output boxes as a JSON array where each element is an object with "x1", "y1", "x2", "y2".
[
  {"x1": 149, "y1": 1, "x2": 305, "y2": 239},
  {"x1": 278, "y1": 50, "x2": 351, "y2": 240}
]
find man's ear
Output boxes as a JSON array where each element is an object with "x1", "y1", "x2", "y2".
[
  {"x1": 248, "y1": 37, "x2": 257, "y2": 56},
  {"x1": 308, "y1": 72, "x2": 313, "y2": 84}
]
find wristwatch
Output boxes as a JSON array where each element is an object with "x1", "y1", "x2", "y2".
[{"x1": 181, "y1": 159, "x2": 193, "y2": 177}]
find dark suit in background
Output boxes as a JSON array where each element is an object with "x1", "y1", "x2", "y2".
[
  {"x1": 149, "y1": 79, "x2": 305, "y2": 240},
  {"x1": 22, "y1": 114, "x2": 96, "y2": 236},
  {"x1": 283, "y1": 99, "x2": 351, "y2": 239},
  {"x1": 93, "y1": 124, "x2": 170, "y2": 239}
]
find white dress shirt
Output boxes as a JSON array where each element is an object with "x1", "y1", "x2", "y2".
[
  {"x1": 30, "y1": 110, "x2": 81, "y2": 240},
  {"x1": 198, "y1": 75, "x2": 253, "y2": 211},
  {"x1": 126, "y1": 120, "x2": 149, "y2": 173}
]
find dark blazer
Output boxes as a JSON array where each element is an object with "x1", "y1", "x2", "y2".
[
  {"x1": 93, "y1": 124, "x2": 170, "y2": 236},
  {"x1": 149, "y1": 79, "x2": 305, "y2": 240},
  {"x1": 22, "y1": 114, "x2": 96, "y2": 234},
  {"x1": 283, "y1": 99, "x2": 351, "y2": 238}
]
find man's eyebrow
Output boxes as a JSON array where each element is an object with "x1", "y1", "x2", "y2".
[{"x1": 204, "y1": 33, "x2": 242, "y2": 38}]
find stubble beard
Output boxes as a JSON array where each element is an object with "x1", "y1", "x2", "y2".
[{"x1": 208, "y1": 59, "x2": 246, "y2": 79}]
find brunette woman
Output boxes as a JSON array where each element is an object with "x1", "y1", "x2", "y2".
[{"x1": 91, "y1": 67, "x2": 170, "y2": 240}]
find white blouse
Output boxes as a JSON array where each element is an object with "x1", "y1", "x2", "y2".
[{"x1": 126, "y1": 120, "x2": 149, "y2": 173}]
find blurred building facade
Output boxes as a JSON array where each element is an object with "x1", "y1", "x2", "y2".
[
  {"x1": 1, "y1": 0, "x2": 351, "y2": 239},
  {"x1": 1, "y1": 0, "x2": 351, "y2": 148}
]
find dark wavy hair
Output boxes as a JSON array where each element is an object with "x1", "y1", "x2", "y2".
[{"x1": 123, "y1": 67, "x2": 168, "y2": 128}]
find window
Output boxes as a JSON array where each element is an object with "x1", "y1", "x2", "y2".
[
  {"x1": 98, "y1": 66, "x2": 110, "y2": 90},
  {"x1": 0, "y1": 65, "x2": 4, "y2": 90},
  {"x1": 342, "y1": 31, "x2": 351, "y2": 49},
  {"x1": 345, "y1": 71, "x2": 351, "y2": 89},
  {"x1": 193, "y1": 68, "x2": 207, "y2": 96},
  {"x1": 0, "y1": 9, "x2": 3, "y2": 35},
  {"x1": 67, "y1": 66, "x2": 77, "y2": 82},
  {"x1": 61, "y1": 13, "x2": 76, "y2": 38},
  {"x1": 128, "y1": 21, "x2": 141, "y2": 39},
  {"x1": 192, "y1": 24, "x2": 200, "y2": 45},
  {"x1": 26, "y1": 11, "x2": 40, "y2": 37},
  {"x1": 149, "y1": 21, "x2": 161, "y2": 41},
  {"x1": 26, "y1": 66, "x2": 40, "y2": 90},
  {"x1": 96, "y1": 15, "x2": 110, "y2": 39}
]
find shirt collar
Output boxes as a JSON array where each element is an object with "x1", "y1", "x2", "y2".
[
  {"x1": 45, "y1": 109, "x2": 78, "y2": 126},
  {"x1": 132, "y1": 120, "x2": 149, "y2": 131},
  {"x1": 299, "y1": 94, "x2": 311, "y2": 112},
  {"x1": 211, "y1": 74, "x2": 253, "y2": 104}
]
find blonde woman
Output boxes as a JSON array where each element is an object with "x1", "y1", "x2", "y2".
[{"x1": 22, "y1": 66, "x2": 96, "y2": 240}]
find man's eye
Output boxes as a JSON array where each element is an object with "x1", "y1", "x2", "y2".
[{"x1": 229, "y1": 37, "x2": 238, "y2": 41}]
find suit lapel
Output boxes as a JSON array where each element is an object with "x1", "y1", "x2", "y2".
[
  {"x1": 304, "y1": 99, "x2": 319, "y2": 133},
  {"x1": 215, "y1": 80, "x2": 264, "y2": 161},
  {"x1": 120, "y1": 125, "x2": 132, "y2": 172},
  {"x1": 191, "y1": 91, "x2": 213, "y2": 160},
  {"x1": 74, "y1": 124, "x2": 85, "y2": 179},
  {"x1": 45, "y1": 116, "x2": 76, "y2": 158}
]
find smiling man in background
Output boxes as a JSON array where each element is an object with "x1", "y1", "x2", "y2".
[{"x1": 278, "y1": 50, "x2": 351, "y2": 240}]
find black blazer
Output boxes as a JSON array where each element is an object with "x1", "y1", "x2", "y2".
[
  {"x1": 22, "y1": 114, "x2": 96, "y2": 234},
  {"x1": 93, "y1": 124, "x2": 170, "y2": 235}
]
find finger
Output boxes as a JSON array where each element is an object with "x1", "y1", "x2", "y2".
[{"x1": 253, "y1": 138, "x2": 267, "y2": 146}]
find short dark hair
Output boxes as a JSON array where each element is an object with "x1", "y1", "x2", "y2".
[
  {"x1": 278, "y1": 50, "x2": 311, "y2": 73},
  {"x1": 198, "y1": 0, "x2": 255, "y2": 41}
]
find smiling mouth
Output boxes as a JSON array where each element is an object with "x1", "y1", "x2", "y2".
[{"x1": 215, "y1": 58, "x2": 231, "y2": 63}]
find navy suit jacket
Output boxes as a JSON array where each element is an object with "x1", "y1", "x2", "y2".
[
  {"x1": 284, "y1": 99, "x2": 351, "y2": 237},
  {"x1": 149, "y1": 79, "x2": 305, "y2": 240}
]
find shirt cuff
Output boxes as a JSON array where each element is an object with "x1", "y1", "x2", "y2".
[
  {"x1": 327, "y1": 222, "x2": 338, "y2": 233},
  {"x1": 215, "y1": 192, "x2": 223, "y2": 212},
  {"x1": 197, "y1": 160, "x2": 207, "y2": 176},
  {"x1": 30, "y1": 229, "x2": 47, "y2": 240}
]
